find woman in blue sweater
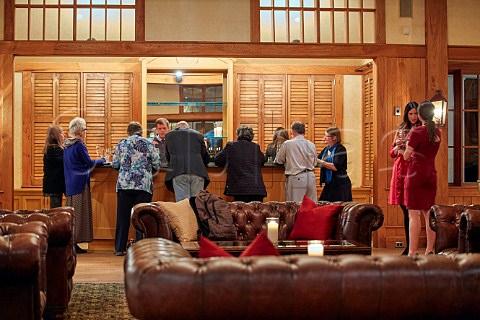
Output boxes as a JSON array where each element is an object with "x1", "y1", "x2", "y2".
[{"x1": 64, "y1": 117, "x2": 105, "y2": 253}]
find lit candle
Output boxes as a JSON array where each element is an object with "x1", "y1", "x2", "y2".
[
  {"x1": 266, "y1": 218, "x2": 279, "y2": 243},
  {"x1": 308, "y1": 241, "x2": 324, "y2": 256}
]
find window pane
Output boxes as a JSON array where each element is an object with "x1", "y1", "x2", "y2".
[
  {"x1": 464, "y1": 148, "x2": 478, "y2": 182},
  {"x1": 92, "y1": 0, "x2": 106, "y2": 4},
  {"x1": 304, "y1": 0, "x2": 315, "y2": 8},
  {"x1": 464, "y1": 76, "x2": 478, "y2": 109},
  {"x1": 107, "y1": 9, "x2": 120, "y2": 40},
  {"x1": 46, "y1": 0, "x2": 59, "y2": 4},
  {"x1": 45, "y1": 8, "x2": 59, "y2": 40},
  {"x1": 448, "y1": 110, "x2": 454, "y2": 145},
  {"x1": 348, "y1": 0, "x2": 360, "y2": 8},
  {"x1": 289, "y1": 0, "x2": 301, "y2": 7},
  {"x1": 31, "y1": 0, "x2": 43, "y2": 4},
  {"x1": 319, "y1": 11, "x2": 332, "y2": 42},
  {"x1": 206, "y1": 86, "x2": 222, "y2": 112},
  {"x1": 192, "y1": 122, "x2": 202, "y2": 133},
  {"x1": 77, "y1": 9, "x2": 91, "y2": 40},
  {"x1": 274, "y1": 0, "x2": 286, "y2": 6},
  {"x1": 15, "y1": 8, "x2": 28, "y2": 40},
  {"x1": 260, "y1": 0, "x2": 272, "y2": 6},
  {"x1": 448, "y1": 148, "x2": 454, "y2": 183},
  {"x1": 334, "y1": 11, "x2": 346, "y2": 43},
  {"x1": 60, "y1": 8, "x2": 74, "y2": 40},
  {"x1": 30, "y1": 8, "x2": 44, "y2": 40},
  {"x1": 348, "y1": 11, "x2": 361, "y2": 43},
  {"x1": 304, "y1": 11, "x2": 316, "y2": 42},
  {"x1": 274, "y1": 10, "x2": 288, "y2": 42},
  {"x1": 122, "y1": 0, "x2": 136, "y2": 4},
  {"x1": 260, "y1": 10, "x2": 273, "y2": 42},
  {"x1": 15, "y1": 0, "x2": 28, "y2": 4},
  {"x1": 121, "y1": 9, "x2": 135, "y2": 41},
  {"x1": 334, "y1": 0, "x2": 346, "y2": 8},
  {"x1": 183, "y1": 87, "x2": 203, "y2": 113},
  {"x1": 92, "y1": 8, "x2": 106, "y2": 41},
  {"x1": 60, "y1": 0, "x2": 73, "y2": 3},
  {"x1": 363, "y1": 0, "x2": 376, "y2": 9},
  {"x1": 464, "y1": 111, "x2": 478, "y2": 146},
  {"x1": 363, "y1": 11, "x2": 375, "y2": 43},
  {"x1": 320, "y1": 0, "x2": 332, "y2": 8},
  {"x1": 289, "y1": 11, "x2": 301, "y2": 42},
  {"x1": 76, "y1": 0, "x2": 90, "y2": 4},
  {"x1": 107, "y1": 0, "x2": 120, "y2": 4}
]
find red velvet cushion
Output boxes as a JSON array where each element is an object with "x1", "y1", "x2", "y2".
[
  {"x1": 198, "y1": 232, "x2": 279, "y2": 258},
  {"x1": 288, "y1": 195, "x2": 343, "y2": 240}
]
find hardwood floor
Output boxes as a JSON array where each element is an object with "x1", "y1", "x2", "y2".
[{"x1": 73, "y1": 247, "x2": 406, "y2": 283}]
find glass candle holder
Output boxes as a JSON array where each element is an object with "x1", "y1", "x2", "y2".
[
  {"x1": 266, "y1": 217, "x2": 279, "y2": 243},
  {"x1": 308, "y1": 240, "x2": 324, "y2": 256}
]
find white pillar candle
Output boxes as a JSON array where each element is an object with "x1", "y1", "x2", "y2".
[
  {"x1": 266, "y1": 218, "x2": 279, "y2": 243},
  {"x1": 308, "y1": 241, "x2": 324, "y2": 256}
]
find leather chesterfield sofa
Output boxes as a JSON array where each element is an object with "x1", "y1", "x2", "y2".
[
  {"x1": 429, "y1": 204, "x2": 480, "y2": 255},
  {"x1": 132, "y1": 201, "x2": 384, "y2": 246},
  {"x1": 125, "y1": 237, "x2": 480, "y2": 320},
  {"x1": 0, "y1": 207, "x2": 76, "y2": 319},
  {"x1": 0, "y1": 221, "x2": 49, "y2": 320}
]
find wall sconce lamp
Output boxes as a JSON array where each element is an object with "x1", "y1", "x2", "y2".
[
  {"x1": 430, "y1": 89, "x2": 447, "y2": 126},
  {"x1": 175, "y1": 71, "x2": 183, "y2": 83}
]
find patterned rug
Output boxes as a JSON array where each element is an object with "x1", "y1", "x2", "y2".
[{"x1": 66, "y1": 283, "x2": 135, "y2": 319}]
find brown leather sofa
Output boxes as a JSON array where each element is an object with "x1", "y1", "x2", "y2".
[
  {"x1": 125, "y1": 237, "x2": 480, "y2": 320},
  {"x1": 132, "y1": 201, "x2": 384, "y2": 246},
  {"x1": 429, "y1": 204, "x2": 480, "y2": 255},
  {"x1": 0, "y1": 207, "x2": 76, "y2": 319},
  {"x1": 0, "y1": 221, "x2": 49, "y2": 320}
]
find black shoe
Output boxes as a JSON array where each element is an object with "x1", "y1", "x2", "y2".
[
  {"x1": 401, "y1": 248, "x2": 409, "y2": 256},
  {"x1": 114, "y1": 250, "x2": 125, "y2": 256},
  {"x1": 75, "y1": 244, "x2": 87, "y2": 254}
]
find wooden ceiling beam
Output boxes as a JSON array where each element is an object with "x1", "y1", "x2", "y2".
[{"x1": 0, "y1": 41, "x2": 426, "y2": 59}]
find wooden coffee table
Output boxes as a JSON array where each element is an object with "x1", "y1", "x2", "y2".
[{"x1": 181, "y1": 239, "x2": 371, "y2": 257}]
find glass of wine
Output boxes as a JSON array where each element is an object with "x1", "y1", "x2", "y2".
[{"x1": 95, "y1": 145, "x2": 104, "y2": 158}]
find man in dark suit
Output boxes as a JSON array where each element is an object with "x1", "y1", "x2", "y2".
[{"x1": 165, "y1": 121, "x2": 210, "y2": 201}]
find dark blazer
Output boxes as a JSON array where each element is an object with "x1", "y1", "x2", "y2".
[
  {"x1": 43, "y1": 143, "x2": 66, "y2": 194},
  {"x1": 165, "y1": 127, "x2": 210, "y2": 191},
  {"x1": 214, "y1": 139, "x2": 267, "y2": 197}
]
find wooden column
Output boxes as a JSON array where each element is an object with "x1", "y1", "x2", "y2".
[
  {"x1": 0, "y1": 54, "x2": 14, "y2": 209},
  {"x1": 425, "y1": 0, "x2": 448, "y2": 205}
]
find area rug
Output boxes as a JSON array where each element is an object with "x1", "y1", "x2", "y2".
[{"x1": 65, "y1": 283, "x2": 135, "y2": 319}]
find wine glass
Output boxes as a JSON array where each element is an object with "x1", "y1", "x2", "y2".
[
  {"x1": 95, "y1": 145, "x2": 104, "y2": 159},
  {"x1": 104, "y1": 148, "x2": 111, "y2": 162}
]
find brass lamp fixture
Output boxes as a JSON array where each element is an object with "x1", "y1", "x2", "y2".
[{"x1": 430, "y1": 89, "x2": 447, "y2": 126}]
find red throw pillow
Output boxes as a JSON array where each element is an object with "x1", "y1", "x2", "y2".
[
  {"x1": 288, "y1": 195, "x2": 343, "y2": 240},
  {"x1": 198, "y1": 232, "x2": 279, "y2": 258}
]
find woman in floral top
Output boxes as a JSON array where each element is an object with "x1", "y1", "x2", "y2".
[{"x1": 111, "y1": 121, "x2": 160, "y2": 256}]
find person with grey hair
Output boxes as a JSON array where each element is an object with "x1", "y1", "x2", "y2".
[
  {"x1": 63, "y1": 117, "x2": 106, "y2": 253},
  {"x1": 215, "y1": 125, "x2": 267, "y2": 202},
  {"x1": 275, "y1": 121, "x2": 317, "y2": 202},
  {"x1": 165, "y1": 121, "x2": 210, "y2": 201},
  {"x1": 111, "y1": 121, "x2": 160, "y2": 256}
]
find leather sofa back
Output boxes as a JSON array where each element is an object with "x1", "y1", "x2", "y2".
[{"x1": 125, "y1": 238, "x2": 480, "y2": 320}]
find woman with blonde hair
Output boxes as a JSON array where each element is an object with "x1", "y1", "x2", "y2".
[
  {"x1": 43, "y1": 125, "x2": 66, "y2": 208},
  {"x1": 63, "y1": 117, "x2": 105, "y2": 253},
  {"x1": 265, "y1": 127, "x2": 289, "y2": 161}
]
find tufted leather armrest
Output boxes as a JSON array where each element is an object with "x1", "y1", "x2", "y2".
[
  {"x1": 132, "y1": 202, "x2": 174, "y2": 240},
  {"x1": 0, "y1": 221, "x2": 49, "y2": 320},
  {"x1": 125, "y1": 237, "x2": 480, "y2": 320},
  {"x1": 459, "y1": 208, "x2": 480, "y2": 253},
  {"x1": 0, "y1": 207, "x2": 75, "y2": 319}
]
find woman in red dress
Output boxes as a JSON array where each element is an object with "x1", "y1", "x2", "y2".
[
  {"x1": 388, "y1": 102, "x2": 420, "y2": 255},
  {"x1": 403, "y1": 101, "x2": 441, "y2": 256}
]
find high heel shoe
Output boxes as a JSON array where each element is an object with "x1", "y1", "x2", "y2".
[{"x1": 75, "y1": 244, "x2": 87, "y2": 254}]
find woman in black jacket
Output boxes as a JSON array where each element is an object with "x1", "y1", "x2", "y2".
[
  {"x1": 215, "y1": 125, "x2": 267, "y2": 202},
  {"x1": 43, "y1": 125, "x2": 66, "y2": 208}
]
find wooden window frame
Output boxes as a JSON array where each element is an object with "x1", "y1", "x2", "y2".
[
  {"x1": 4, "y1": 0, "x2": 145, "y2": 41},
  {"x1": 250, "y1": 0, "x2": 385, "y2": 44}
]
